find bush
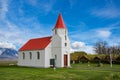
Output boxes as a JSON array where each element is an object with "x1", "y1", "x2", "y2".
[{"x1": 97, "y1": 63, "x2": 103, "y2": 67}]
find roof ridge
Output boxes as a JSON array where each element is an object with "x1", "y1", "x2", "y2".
[{"x1": 30, "y1": 36, "x2": 52, "y2": 40}]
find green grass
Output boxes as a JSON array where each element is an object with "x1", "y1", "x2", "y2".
[{"x1": 0, "y1": 61, "x2": 120, "y2": 80}]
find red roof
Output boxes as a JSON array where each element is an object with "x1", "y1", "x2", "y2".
[
  {"x1": 19, "y1": 36, "x2": 52, "y2": 51},
  {"x1": 54, "y1": 14, "x2": 66, "y2": 29}
]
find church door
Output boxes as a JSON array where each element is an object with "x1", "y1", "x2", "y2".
[{"x1": 64, "y1": 54, "x2": 67, "y2": 67}]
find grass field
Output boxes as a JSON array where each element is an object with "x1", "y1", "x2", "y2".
[{"x1": 0, "y1": 61, "x2": 120, "y2": 80}]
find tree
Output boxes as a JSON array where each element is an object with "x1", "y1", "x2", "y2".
[
  {"x1": 94, "y1": 41, "x2": 108, "y2": 54},
  {"x1": 94, "y1": 41, "x2": 120, "y2": 67},
  {"x1": 109, "y1": 45, "x2": 120, "y2": 54}
]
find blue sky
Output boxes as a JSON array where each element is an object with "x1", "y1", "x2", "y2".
[{"x1": 0, "y1": 0, "x2": 120, "y2": 53}]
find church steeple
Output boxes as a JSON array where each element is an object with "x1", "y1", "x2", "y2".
[
  {"x1": 54, "y1": 14, "x2": 66, "y2": 29},
  {"x1": 52, "y1": 14, "x2": 70, "y2": 67}
]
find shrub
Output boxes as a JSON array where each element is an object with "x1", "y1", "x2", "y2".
[{"x1": 97, "y1": 63, "x2": 103, "y2": 67}]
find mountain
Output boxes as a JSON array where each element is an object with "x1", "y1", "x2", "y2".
[{"x1": 0, "y1": 48, "x2": 18, "y2": 60}]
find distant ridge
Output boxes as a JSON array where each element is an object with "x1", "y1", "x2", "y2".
[{"x1": 0, "y1": 48, "x2": 18, "y2": 60}]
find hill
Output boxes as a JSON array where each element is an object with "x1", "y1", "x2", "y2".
[{"x1": 0, "y1": 48, "x2": 18, "y2": 60}]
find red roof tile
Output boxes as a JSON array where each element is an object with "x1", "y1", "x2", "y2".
[
  {"x1": 54, "y1": 14, "x2": 66, "y2": 29},
  {"x1": 19, "y1": 36, "x2": 52, "y2": 51}
]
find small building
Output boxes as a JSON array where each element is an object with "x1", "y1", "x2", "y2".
[
  {"x1": 93, "y1": 56, "x2": 101, "y2": 63},
  {"x1": 18, "y1": 14, "x2": 70, "y2": 68},
  {"x1": 79, "y1": 55, "x2": 89, "y2": 62},
  {"x1": 93, "y1": 56, "x2": 101, "y2": 61}
]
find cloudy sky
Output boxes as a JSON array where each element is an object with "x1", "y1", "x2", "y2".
[{"x1": 0, "y1": 0, "x2": 120, "y2": 54}]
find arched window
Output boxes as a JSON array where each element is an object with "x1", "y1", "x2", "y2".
[
  {"x1": 37, "y1": 52, "x2": 40, "y2": 59},
  {"x1": 29, "y1": 52, "x2": 32, "y2": 59},
  {"x1": 23, "y1": 52, "x2": 25, "y2": 59}
]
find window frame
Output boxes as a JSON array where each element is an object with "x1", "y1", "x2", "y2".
[
  {"x1": 65, "y1": 43, "x2": 67, "y2": 47},
  {"x1": 65, "y1": 35, "x2": 67, "y2": 40},
  {"x1": 37, "y1": 52, "x2": 40, "y2": 59},
  {"x1": 23, "y1": 52, "x2": 25, "y2": 59},
  {"x1": 55, "y1": 29, "x2": 57, "y2": 34},
  {"x1": 29, "y1": 52, "x2": 32, "y2": 60}
]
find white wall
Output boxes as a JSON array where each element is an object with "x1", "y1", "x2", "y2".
[
  {"x1": 18, "y1": 50, "x2": 46, "y2": 67},
  {"x1": 52, "y1": 28, "x2": 70, "y2": 67},
  {"x1": 45, "y1": 43, "x2": 52, "y2": 67},
  {"x1": 51, "y1": 35, "x2": 62, "y2": 67},
  {"x1": 18, "y1": 42, "x2": 52, "y2": 68}
]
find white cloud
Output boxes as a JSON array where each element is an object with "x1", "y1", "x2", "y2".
[
  {"x1": 97, "y1": 30, "x2": 111, "y2": 38},
  {"x1": 70, "y1": 21, "x2": 120, "y2": 42},
  {"x1": 28, "y1": 0, "x2": 55, "y2": 15},
  {"x1": 71, "y1": 41, "x2": 95, "y2": 54},
  {"x1": 83, "y1": 46, "x2": 95, "y2": 54},
  {"x1": 70, "y1": 48, "x2": 75, "y2": 53},
  {"x1": 91, "y1": 4, "x2": 120, "y2": 18},
  {"x1": 70, "y1": 22, "x2": 119, "y2": 54},
  {"x1": 0, "y1": 20, "x2": 28, "y2": 46},
  {"x1": 71, "y1": 41, "x2": 85, "y2": 49},
  {"x1": 0, "y1": 0, "x2": 8, "y2": 19},
  {"x1": 0, "y1": 0, "x2": 52, "y2": 50},
  {"x1": 0, "y1": 42, "x2": 16, "y2": 49},
  {"x1": 0, "y1": 0, "x2": 18, "y2": 49},
  {"x1": 0, "y1": 19, "x2": 48, "y2": 49}
]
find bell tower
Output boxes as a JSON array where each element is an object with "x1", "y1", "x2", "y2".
[{"x1": 51, "y1": 14, "x2": 70, "y2": 67}]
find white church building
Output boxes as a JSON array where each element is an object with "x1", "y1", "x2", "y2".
[{"x1": 18, "y1": 14, "x2": 70, "y2": 68}]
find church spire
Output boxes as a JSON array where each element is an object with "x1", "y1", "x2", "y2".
[{"x1": 54, "y1": 14, "x2": 66, "y2": 29}]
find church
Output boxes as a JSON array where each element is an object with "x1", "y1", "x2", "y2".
[{"x1": 18, "y1": 14, "x2": 70, "y2": 68}]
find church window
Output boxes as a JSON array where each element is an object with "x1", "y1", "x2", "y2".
[
  {"x1": 65, "y1": 35, "x2": 67, "y2": 40},
  {"x1": 55, "y1": 55, "x2": 57, "y2": 60},
  {"x1": 65, "y1": 30, "x2": 66, "y2": 34},
  {"x1": 23, "y1": 52, "x2": 25, "y2": 59},
  {"x1": 55, "y1": 29, "x2": 57, "y2": 34},
  {"x1": 65, "y1": 43, "x2": 67, "y2": 47},
  {"x1": 37, "y1": 52, "x2": 40, "y2": 59},
  {"x1": 29, "y1": 52, "x2": 32, "y2": 59}
]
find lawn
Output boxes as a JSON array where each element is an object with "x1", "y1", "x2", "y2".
[{"x1": 0, "y1": 61, "x2": 120, "y2": 80}]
